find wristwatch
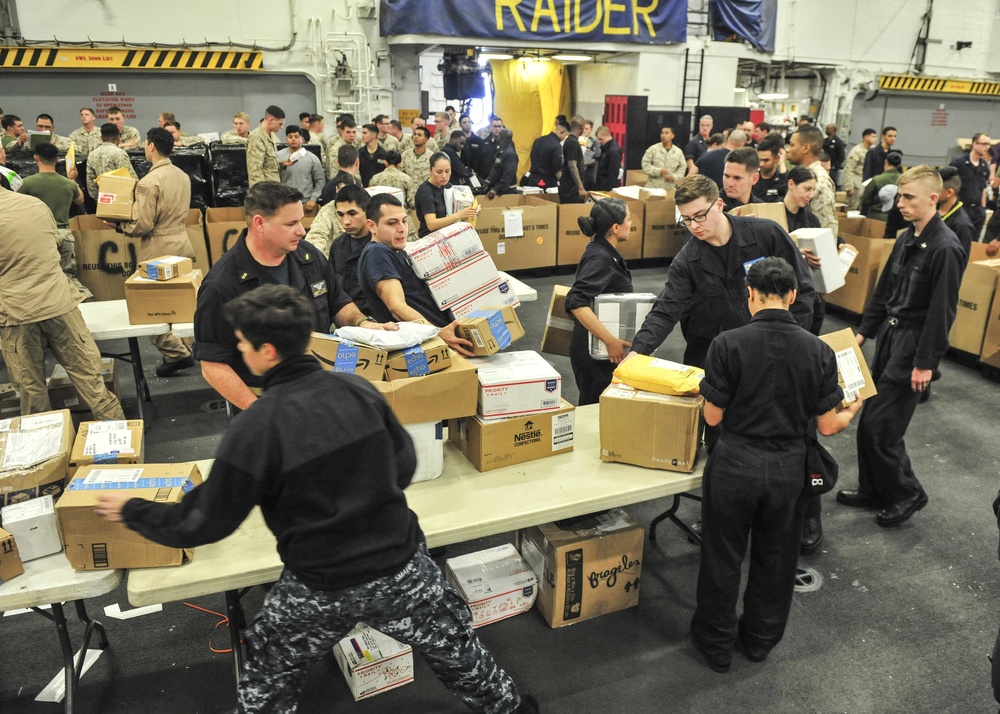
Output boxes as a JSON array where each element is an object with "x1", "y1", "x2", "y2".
[{"x1": 355, "y1": 315, "x2": 376, "y2": 327}]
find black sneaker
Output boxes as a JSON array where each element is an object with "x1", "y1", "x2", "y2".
[{"x1": 155, "y1": 355, "x2": 196, "y2": 377}]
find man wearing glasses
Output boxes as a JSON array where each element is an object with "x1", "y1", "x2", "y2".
[{"x1": 949, "y1": 133, "x2": 992, "y2": 236}]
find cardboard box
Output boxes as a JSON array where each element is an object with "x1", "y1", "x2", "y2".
[
  {"x1": 728, "y1": 202, "x2": 789, "y2": 231},
  {"x1": 875, "y1": 238, "x2": 895, "y2": 285},
  {"x1": 456, "y1": 306, "x2": 525, "y2": 356},
  {"x1": 95, "y1": 174, "x2": 137, "y2": 220},
  {"x1": 124, "y1": 269, "x2": 202, "y2": 324},
  {"x1": 185, "y1": 208, "x2": 212, "y2": 273},
  {"x1": 791, "y1": 227, "x2": 846, "y2": 293},
  {"x1": 469, "y1": 351, "x2": 562, "y2": 419},
  {"x1": 0, "y1": 411, "x2": 76, "y2": 507},
  {"x1": 0, "y1": 527, "x2": 24, "y2": 583},
  {"x1": 557, "y1": 198, "x2": 643, "y2": 266},
  {"x1": 333, "y1": 624, "x2": 414, "y2": 701},
  {"x1": 980, "y1": 281, "x2": 1000, "y2": 367},
  {"x1": 405, "y1": 222, "x2": 485, "y2": 280},
  {"x1": 48, "y1": 358, "x2": 120, "y2": 423},
  {"x1": 445, "y1": 544, "x2": 538, "y2": 628},
  {"x1": 427, "y1": 251, "x2": 503, "y2": 311},
  {"x1": 474, "y1": 195, "x2": 557, "y2": 270},
  {"x1": 517, "y1": 508, "x2": 643, "y2": 628},
  {"x1": 373, "y1": 353, "x2": 479, "y2": 425},
  {"x1": 599, "y1": 385, "x2": 702, "y2": 472},
  {"x1": 0, "y1": 384, "x2": 20, "y2": 420},
  {"x1": 1, "y1": 495, "x2": 62, "y2": 561},
  {"x1": 541, "y1": 286, "x2": 574, "y2": 357},
  {"x1": 642, "y1": 192, "x2": 689, "y2": 259},
  {"x1": 56, "y1": 463, "x2": 203, "y2": 569},
  {"x1": 819, "y1": 328, "x2": 878, "y2": 408},
  {"x1": 448, "y1": 275, "x2": 521, "y2": 318},
  {"x1": 138, "y1": 255, "x2": 194, "y2": 281},
  {"x1": 71, "y1": 215, "x2": 138, "y2": 301},
  {"x1": 205, "y1": 206, "x2": 247, "y2": 264},
  {"x1": 625, "y1": 169, "x2": 649, "y2": 187},
  {"x1": 69, "y1": 420, "x2": 144, "y2": 475},
  {"x1": 590, "y1": 293, "x2": 657, "y2": 360},
  {"x1": 385, "y1": 337, "x2": 452, "y2": 381},
  {"x1": 308, "y1": 333, "x2": 387, "y2": 382},
  {"x1": 450, "y1": 399, "x2": 575, "y2": 472},
  {"x1": 948, "y1": 260, "x2": 1000, "y2": 355},
  {"x1": 826, "y1": 217, "x2": 888, "y2": 314},
  {"x1": 401, "y1": 421, "x2": 444, "y2": 483}
]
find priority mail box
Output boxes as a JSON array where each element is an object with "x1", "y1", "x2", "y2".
[
  {"x1": 309, "y1": 333, "x2": 387, "y2": 382},
  {"x1": 791, "y1": 227, "x2": 845, "y2": 293},
  {"x1": 599, "y1": 385, "x2": 702, "y2": 472},
  {"x1": 385, "y1": 337, "x2": 451, "y2": 381},
  {"x1": 948, "y1": 259, "x2": 1000, "y2": 355},
  {"x1": 48, "y1": 358, "x2": 120, "y2": 422},
  {"x1": 205, "y1": 206, "x2": 246, "y2": 264},
  {"x1": 56, "y1": 463, "x2": 203, "y2": 569},
  {"x1": 405, "y1": 222, "x2": 484, "y2": 280},
  {"x1": 469, "y1": 351, "x2": 562, "y2": 419},
  {"x1": 589, "y1": 293, "x2": 657, "y2": 360},
  {"x1": 427, "y1": 251, "x2": 503, "y2": 311},
  {"x1": 456, "y1": 306, "x2": 524, "y2": 356},
  {"x1": 0, "y1": 410, "x2": 75, "y2": 507},
  {"x1": 445, "y1": 544, "x2": 538, "y2": 628},
  {"x1": 69, "y1": 420, "x2": 145, "y2": 475},
  {"x1": 138, "y1": 255, "x2": 194, "y2": 281},
  {"x1": 541, "y1": 285, "x2": 574, "y2": 357},
  {"x1": 365, "y1": 185, "x2": 406, "y2": 203},
  {"x1": 450, "y1": 399, "x2": 575, "y2": 472},
  {"x1": 826, "y1": 217, "x2": 888, "y2": 314},
  {"x1": 448, "y1": 275, "x2": 521, "y2": 318},
  {"x1": 95, "y1": 174, "x2": 137, "y2": 220},
  {"x1": 728, "y1": 201, "x2": 789, "y2": 231},
  {"x1": 71, "y1": 214, "x2": 137, "y2": 301},
  {"x1": 474, "y1": 195, "x2": 557, "y2": 270},
  {"x1": 557, "y1": 197, "x2": 642, "y2": 266},
  {"x1": 333, "y1": 623, "x2": 413, "y2": 701},
  {"x1": 0, "y1": 527, "x2": 24, "y2": 584},
  {"x1": 517, "y1": 508, "x2": 644, "y2": 628},
  {"x1": 125, "y1": 269, "x2": 202, "y2": 324},
  {"x1": 373, "y1": 354, "x2": 479, "y2": 425},
  {"x1": 1, "y1": 495, "x2": 62, "y2": 561},
  {"x1": 819, "y1": 328, "x2": 878, "y2": 409},
  {"x1": 0, "y1": 384, "x2": 20, "y2": 420},
  {"x1": 402, "y1": 421, "x2": 444, "y2": 483}
]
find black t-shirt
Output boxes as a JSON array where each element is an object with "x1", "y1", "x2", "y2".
[
  {"x1": 753, "y1": 171, "x2": 787, "y2": 203},
  {"x1": 559, "y1": 134, "x2": 585, "y2": 199},
  {"x1": 949, "y1": 153, "x2": 990, "y2": 207},
  {"x1": 685, "y1": 135, "x2": 708, "y2": 162},
  {"x1": 357, "y1": 241, "x2": 451, "y2": 327},
  {"x1": 260, "y1": 258, "x2": 290, "y2": 285},
  {"x1": 785, "y1": 205, "x2": 821, "y2": 233},
  {"x1": 695, "y1": 148, "x2": 727, "y2": 191},
  {"x1": 359, "y1": 144, "x2": 388, "y2": 187},
  {"x1": 414, "y1": 181, "x2": 449, "y2": 237}
]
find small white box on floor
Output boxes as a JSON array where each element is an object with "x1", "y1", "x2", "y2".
[
  {"x1": 0, "y1": 494, "x2": 62, "y2": 561},
  {"x1": 468, "y1": 351, "x2": 562, "y2": 419},
  {"x1": 333, "y1": 623, "x2": 414, "y2": 701},
  {"x1": 402, "y1": 421, "x2": 444, "y2": 483},
  {"x1": 445, "y1": 543, "x2": 538, "y2": 628}
]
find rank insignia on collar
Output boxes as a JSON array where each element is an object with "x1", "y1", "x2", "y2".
[
  {"x1": 920, "y1": 243, "x2": 927, "y2": 249},
  {"x1": 241, "y1": 272, "x2": 248, "y2": 280},
  {"x1": 304, "y1": 253, "x2": 310, "y2": 260}
]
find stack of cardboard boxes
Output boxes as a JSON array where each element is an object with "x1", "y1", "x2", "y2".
[{"x1": 125, "y1": 255, "x2": 202, "y2": 325}]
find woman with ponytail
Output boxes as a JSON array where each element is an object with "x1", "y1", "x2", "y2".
[{"x1": 564, "y1": 198, "x2": 634, "y2": 405}]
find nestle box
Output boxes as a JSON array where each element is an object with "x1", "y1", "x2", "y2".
[
  {"x1": 826, "y1": 217, "x2": 887, "y2": 315},
  {"x1": 818, "y1": 328, "x2": 878, "y2": 408},
  {"x1": 590, "y1": 293, "x2": 657, "y2": 360},
  {"x1": 728, "y1": 202, "x2": 789, "y2": 231},
  {"x1": 0, "y1": 527, "x2": 24, "y2": 584},
  {"x1": 474, "y1": 195, "x2": 557, "y2": 270},
  {"x1": 69, "y1": 420, "x2": 145, "y2": 475},
  {"x1": 125, "y1": 269, "x2": 202, "y2": 324},
  {"x1": 448, "y1": 275, "x2": 521, "y2": 318},
  {"x1": 402, "y1": 421, "x2": 444, "y2": 483},
  {"x1": 541, "y1": 285, "x2": 574, "y2": 357},
  {"x1": 373, "y1": 354, "x2": 479, "y2": 425},
  {"x1": 71, "y1": 215, "x2": 137, "y2": 301},
  {"x1": 791, "y1": 227, "x2": 845, "y2": 293},
  {"x1": 1, "y1": 495, "x2": 62, "y2": 561},
  {"x1": 456, "y1": 306, "x2": 524, "y2": 356},
  {"x1": 642, "y1": 192, "x2": 688, "y2": 259},
  {"x1": 450, "y1": 399, "x2": 574, "y2": 472},
  {"x1": 48, "y1": 358, "x2": 120, "y2": 424},
  {"x1": 333, "y1": 623, "x2": 414, "y2": 701},
  {"x1": 56, "y1": 463, "x2": 203, "y2": 569},
  {"x1": 138, "y1": 255, "x2": 194, "y2": 281},
  {"x1": 405, "y1": 222, "x2": 484, "y2": 280},
  {"x1": 599, "y1": 385, "x2": 702, "y2": 472},
  {"x1": 308, "y1": 333, "x2": 387, "y2": 382},
  {"x1": 948, "y1": 259, "x2": 1000, "y2": 355},
  {"x1": 0, "y1": 410, "x2": 76, "y2": 507},
  {"x1": 0, "y1": 384, "x2": 20, "y2": 420},
  {"x1": 95, "y1": 174, "x2": 137, "y2": 220},
  {"x1": 427, "y1": 251, "x2": 503, "y2": 311},
  {"x1": 517, "y1": 508, "x2": 644, "y2": 628},
  {"x1": 557, "y1": 197, "x2": 642, "y2": 266},
  {"x1": 469, "y1": 351, "x2": 562, "y2": 419},
  {"x1": 445, "y1": 544, "x2": 538, "y2": 628},
  {"x1": 384, "y1": 337, "x2": 452, "y2": 381},
  {"x1": 205, "y1": 206, "x2": 246, "y2": 264}
]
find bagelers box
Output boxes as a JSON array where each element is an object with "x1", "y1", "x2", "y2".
[
  {"x1": 450, "y1": 399, "x2": 575, "y2": 472},
  {"x1": 0, "y1": 410, "x2": 76, "y2": 507},
  {"x1": 599, "y1": 384, "x2": 702, "y2": 472}
]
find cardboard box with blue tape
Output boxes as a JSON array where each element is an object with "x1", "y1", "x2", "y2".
[
  {"x1": 385, "y1": 337, "x2": 451, "y2": 381},
  {"x1": 309, "y1": 333, "x2": 388, "y2": 382},
  {"x1": 456, "y1": 306, "x2": 525, "y2": 356},
  {"x1": 138, "y1": 255, "x2": 194, "y2": 281}
]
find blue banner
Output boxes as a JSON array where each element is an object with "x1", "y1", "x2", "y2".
[
  {"x1": 710, "y1": 0, "x2": 776, "y2": 53},
  {"x1": 381, "y1": 0, "x2": 687, "y2": 45}
]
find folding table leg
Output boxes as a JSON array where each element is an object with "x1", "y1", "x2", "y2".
[
  {"x1": 49, "y1": 602, "x2": 77, "y2": 714},
  {"x1": 649, "y1": 493, "x2": 703, "y2": 546},
  {"x1": 127, "y1": 337, "x2": 153, "y2": 424},
  {"x1": 225, "y1": 588, "x2": 249, "y2": 689}
]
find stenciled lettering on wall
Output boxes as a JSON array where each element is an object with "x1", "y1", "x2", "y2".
[
  {"x1": 380, "y1": 0, "x2": 687, "y2": 44},
  {"x1": 91, "y1": 91, "x2": 137, "y2": 120}
]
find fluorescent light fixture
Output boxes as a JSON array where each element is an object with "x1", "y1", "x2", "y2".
[
  {"x1": 733, "y1": 87, "x2": 746, "y2": 92},
  {"x1": 758, "y1": 91, "x2": 789, "y2": 100},
  {"x1": 479, "y1": 53, "x2": 514, "y2": 62},
  {"x1": 552, "y1": 54, "x2": 592, "y2": 62}
]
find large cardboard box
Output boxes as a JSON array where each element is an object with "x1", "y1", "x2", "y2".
[
  {"x1": 456, "y1": 306, "x2": 524, "y2": 356},
  {"x1": 517, "y1": 508, "x2": 644, "y2": 628},
  {"x1": 405, "y1": 222, "x2": 484, "y2": 280},
  {"x1": 475, "y1": 195, "x2": 557, "y2": 270},
  {"x1": 0, "y1": 411, "x2": 76, "y2": 507},
  {"x1": 557, "y1": 198, "x2": 643, "y2": 266},
  {"x1": 450, "y1": 399, "x2": 575, "y2": 472},
  {"x1": 541, "y1": 286, "x2": 574, "y2": 357},
  {"x1": 642, "y1": 192, "x2": 689, "y2": 259},
  {"x1": 184, "y1": 209, "x2": 212, "y2": 274},
  {"x1": 373, "y1": 354, "x2": 479, "y2": 425},
  {"x1": 56, "y1": 463, "x2": 203, "y2": 569},
  {"x1": 948, "y1": 259, "x2": 1000, "y2": 355},
  {"x1": 826, "y1": 217, "x2": 888, "y2": 314},
  {"x1": 125, "y1": 269, "x2": 202, "y2": 324},
  {"x1": 333, "y1": 624, "x2": 414, "y2": 701},
  {"x1": 980, "y1": 282, "x2": 1000, "y2": 367},
  {"x1": 48, "y1": 358, "x2": 120, "y2": 423},
  {"x1": 590, "y1": 293, "x2": 657, "y2": 360},
  {"x1": 599, "y1": 384, "x2": 702, "y2": 472},
  {"x1": 385, "y1": 337, "x2": 452, "y2": 381},
  {"x1": 819, "y1": 328, "x2": 878, "y2": 408},
  {"x1": 791, "y1": 227, "x2": 846, "y2": 293},
  {"x1": 401, "y1": 421, "x2": 444, "y2": 483},
  {"x1": 469, "y1": 351, "x2": 562, "y2": 419},
  {"x1": 95, "y1": 174, "x2": 137, "y2": 220},
  {"x1": 308, "y1": 333, "x2": 387, "y2": 382},
  {"x1": 71, "y1": 214, "x2": 138, "y2": 301},
  {"x1": 205, "y1": 206, "x2": 246, "y2": 264},
  {"x1": 0, "y1": 527, "x2": 24, "y2": 583},
  {"x1": 445, "y1": 544, "x2": 538, "y2": 628},
  {"x1": 138, "y1": 255, "x2": 194, "y2": 281},
  {"x1": 728, "y1": 202, "x2": 789, "y2": 231},
  {"x1": 69, "y1": 420, "x2": 145, "y2": 475},
  {"x1": 1, "y1": 495, "x2": 62, "y2": 561},
  {"x1": 624, "y1": 169, "x2": 648, "y2": 187}
]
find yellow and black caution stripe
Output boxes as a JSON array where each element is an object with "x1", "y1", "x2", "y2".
[
  {"x1": 879, "y1": 74, "x2": 1000, "y2": 97},
  {"x1": 0, "y1": 46, "x2": 263, "y2": 71}
]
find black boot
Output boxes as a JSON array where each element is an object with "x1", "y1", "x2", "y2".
[{"x1": 800, "y1": 515, "x2": 823, "y2": 554}]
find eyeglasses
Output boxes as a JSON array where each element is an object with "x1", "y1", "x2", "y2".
[{"x1": 678, "y1": 207, "x2": 714, "y2": 226}]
